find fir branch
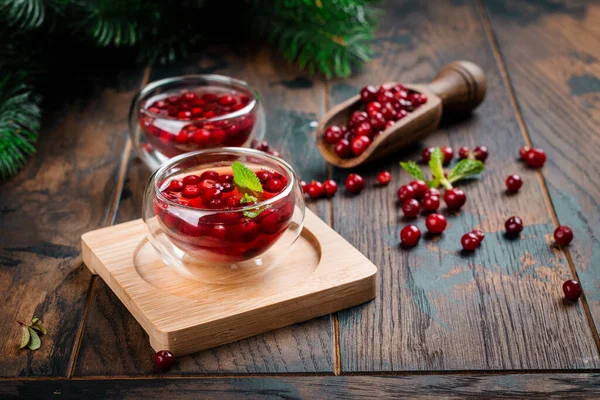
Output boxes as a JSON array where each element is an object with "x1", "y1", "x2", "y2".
[{"x1": 0, "y1": 0, "x2": 45, "y2": 30}]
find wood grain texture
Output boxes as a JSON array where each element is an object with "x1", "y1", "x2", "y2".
[
  {"x1": 4, "y1": 374, "x2": 600, "y2": 399},
  {"x1": 332, "y1": 0, "x2": 600, "y2": 371},
  {"x1": 75, "y1": 49, "x2": 335, "y2": 375},
  {"x1": 482, "y1": 0, "x2": 600, "y2": 340},
  {"x1": 0, "y1": 68, "x2": 145, "y2": 377}
]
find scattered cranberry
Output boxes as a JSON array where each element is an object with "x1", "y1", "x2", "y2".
[
  {"x1": 505, "y1": 174, "x2": 523, "y2": 192},
  {"x1": 554, "y1": 225, "x2": 573, "y2": 246},
  {"x1": 425, "y1": 213, "x2": 447, "y2": 234},
  {"x1": 563, "y1": 280, "x2": 582, "y2": 301},
  {"x1": 441, "y1": 146, "x2": 454, "y2": 164},
  {"x1": 473, "y1": 146, "x2": 488, "y2": 162},
  {"x1": 378, "y1": 171, "x2": 391, "y2": 185},
  {"x1": 334, "y1": 139, "x2": 353, "y2": 158},
  {"x1": 472, "y1": 229, "x2": 485, "y2": 243},
  {"x1": 519, "y1": 146, "x2": 531, "y2": 160},
  {"x1": 525, "y1": 148, "x2": 546, "y2": 168},
  {"x1": 409, "y1": 180, "x2": 428, "y2": 198},
  {"x1": 307, "y1": 181, "x2": 325, "y2": 199},
  {"x1": 323, "y1": 180, "x2": 338, "y2": 197},
  {"x1": 400, "y1": 225, "x2": 421, "y2": 247},
  {"x1": 397, "y1": 185, "x2": 415, "y2": 202},
  {"x1": 422, "y1": 195, "x2": 440, "y2": 212},
  {"x1": 505, "y1": 216, "x2": 523, "y2": 236},
  {"x1": 458, "y1": 146, "x2": 470, "y2": 159},
  {"x1": 345, "y1": 173, "x2": 365, "y2": 194},
  {"x1": 421, "y1": 146, "x2": 435, "y2": 162},
  {"x1": 351, "y1": 135, "x2": 371, "y2": 156},
  {"x1": 324, "y1": 126, "x2": 343, "y2": 144},
  {"x1": 402, "y1": 199, "x2": 421, "y2": 218},
  {"x1": 444, "y1": 188, "x2": 466, "y2": 210},
  {"x1": 154, "y1": 350, "x2": 175, "y2": 370},
  {"x1": 461, "y1": 233, "x2": 480, "y2": 251}
]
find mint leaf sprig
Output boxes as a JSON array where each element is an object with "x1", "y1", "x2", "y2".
[
  {"x1": 17, "y1": 316, "x2": 47, "y2": 351},
  {"x1": 232, "y1": 161, "x2": 263, "y2": 194},
  {"x1": 400, "y1": 147, "x2": 485, "y2": 189}
]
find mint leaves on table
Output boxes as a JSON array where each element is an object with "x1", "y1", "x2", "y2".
[
  {"x1": 400, "y1": 146, "x2": 485, "y2": 189},
  {"x1": 18, "y1": 316, "x2": 47, "y2": 351},
  {"x1": 232, "y1": 161, "x2": 263, "y2": 194}
]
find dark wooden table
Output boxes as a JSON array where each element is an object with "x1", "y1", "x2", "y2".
[{"x1": 2, "y1": 1, "x2": 600, "y2": 398}]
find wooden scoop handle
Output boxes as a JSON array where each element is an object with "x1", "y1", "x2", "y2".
[{"x1": 428, "y1": 61, "x2": 486, "y2": 114}]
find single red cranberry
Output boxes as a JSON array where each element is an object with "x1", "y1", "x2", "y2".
[
  {"x1": 175, "y1": 131, "x2": 190, "y2": 144},
  {"x1": 385, "y1": 120, "x2": 395, "y2": 129},
  {"x1": 349, "y1": 111, "x2": 368, "y2": 127},
  {"x1": 472, "y1": 229, "x2": 485, "y2": 243},
  {"x1": 554, "y1": 225, "x2": 574, "y2": 246},
  {"x1": 324, "y1": 126, "x2": 343, "y2": 144},
  {"x1": 422, "y1": 195, "x2": 440, "y2": 212},
  {"x1": 519, "y1": 146, "x2": 531, "y2": 160},
  {"x1": 563, "y1": 280, "x2": 582, "y2": 301},
  {"x1": 334, "y1": 139, "x2": 353, "y2": 158},
  {"x1": 369, "y1": 113, "x2": 387, "y2": 131},
  {"x1": 154, "y1": 100, "x2": 167, "y2": 109},
  {"x1": 360, "y1": 85, "x2": 378, "y2": 103},
  {"x1": 167, "y1": 95, "x2": 180, "y2": 104},
  {"x1": 441, "y1": 146, "x2": 454, "y2": 164},
  {"x1": 473, "y1": 145, "x2": 488, "y2": 161},
  {"x1": 444, "y1": 188, "x2": 466, "y2": 210},
  {"x1": 200, "y1": 170, "x2": 219, "y2": 181},
  {"x1": 421, "y1": 146, "x2": 435, "y2": 162},
  {"x1": 400, "y1": 225, "x2": 421, "y2": 247},
  {"x1": 182, "y1": 185, "x2": 201, "y2": 198},
  {"x1": 345, "y1": 173, "x2": 365, "y2": 194},
  {"x1": 212, "y1": 224, "x2": 227, "y2": 240},
  {"x1": 377, "y1": 90, "x2": 395, "y2": 105},
  {"x1": 380, "y1": 103, "x2": 397, "y2": 120},
  {"x1": 204, "y1": 111, "x2": 217, "y2": 119},
  {"x1": 505, "y1": 174, "x2": 523, "y2": 192},
  {"x1": 458, "y1": 146, "x2": 470, "y2": 159},
  {"x1": 154, "y1": 350, "x2": 174, "y2": 370},
  {"x1": 177, "y1": 110, "x2": 192, "y2": 119},
  {"x1": 198, "y1": 179, "x2": 218, "y2": 192},
  {"x1": 425, "y1": 188, "x2": 440, "y2": 198},
  {"x1": 505, "y1": 216, "x2": 523, "y2": 235},
  {"x1": 397, "y1": 184, "x2": 415, "y2": 202},
  {"x1": 461, "y1": 233, "x2": 480, "y2": 251},
  {"x1": 220, "y1": 182, "x2": 234, "y2": 192},
  {"x1": 426, "y1": 213, "x2": 447, "y2": 234},
  {"x1": 168, "y1": 180, "x2": 184, "y2": 192},
  {"x1": 307, "y1": 181, "x2": 325, "y2": 199},
  {"x1": 409, "y1": 180, "x2": 428, "y2": 198},
  {"x1": 192, "y1": 129, "x2": 211, "y2": 146},
  {"x1": 218, "y1": 95, "x2": 236, "y2": 106},
  {"x1": 264, "y1": 178, "x2": 285, "y2": 193},
  {"x1": 219, "y1": 175, "x2": 233, "y2": 184},
  {"x1": 201, "y1": 187, "x2": 222, "y2": 203},
  {"x1": 224, "y1": 196, "x2": 241, "y2": 208},
  {"x1": 182, "y1": 92, "x2": 197, "y2": 102},
  {"x1": 256, "y1": 170, "x2": 272, "y2": 183},
  {"x1": 182, "y1": 175, "x2": 201, "y2": 186},
  {"x1": 206, "y1": 198, "x2": 223, "y2": 209},
  {"x1": 378, "y1": 171, "x2": 391, "y2": 185},
  {"x1": 525, "y1": 148, "x2": 546, "y2": 168},
  {"x1": 351, "y1": 135, "x2": 371, "y2": 156},
  {"x1": 323, "y1": 180, "x2": 338, "y2": 197},
  {"x1": 395, "y1": 109, "x2": 408, "y2": 121},
  {"x1": 354, "y1": 122, "x2": 373, "y2": 138},
  {"x1": 402, "y1": 199, "x2": 421, "y2": 218},
  {"x1": 366, "y1": 101, "x2": 382, "y2": 116},
  {"x1": 300, "y1": 180, "x2": 307, "y2": 193}
]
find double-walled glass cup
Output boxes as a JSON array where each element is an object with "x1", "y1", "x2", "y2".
[
  {"x1": 130, "y1": 75, "x2": 266, "y2": 170},
  {"x1": 142, "y1": 148, "x2": 305, "y2": 282}
]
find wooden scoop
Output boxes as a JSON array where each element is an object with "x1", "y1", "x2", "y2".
[{"x1": 315, "y1": 61, "x2": 487, "y2": 168}]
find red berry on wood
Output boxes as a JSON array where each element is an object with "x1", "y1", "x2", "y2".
[
  {"x1": 400, "y1": 225, "x2": 421, "y2": 247},
  {"x1": 563, "y1": 280, "x2": 582, "y2": 301},
  {"x1": 461, "y1": 233, "x2": 480, "y2": 251},
  {"x1": 473, "y1": 145, "x2": 488, "y2": 161},
  {"x1": 505, "y1": 174, "x2": 523, "y2": 192},
  {"x1": 323, "y1": 180, "x2": 338, "y2": 197},
  {"x1": 441, "y1": 146, "x2": 454, "y2": 164},
  {"x1": 360, "y1": 85, "x2": 378, "y2": 103},
  {"x1": 472, "y1": 229, "x2": 485, "y2": 243},
  {"x1": 444, "y1": 188, "x2": 466, "y2": 210},
  {"x1": 409, "y1": 180, "x2": 428, "y2": 199},
  {"x1": 426, "y1": 213, "x2": 447, "y2": 234},
  {"x1": 554, "y1": 225, "x2": 574, "y2": 246},
  {"x1": 519, "y1": 146, "x2": 531, "y2": 160},
  {"x1": 366, "y1": 101, "x2": 382, "y2": 116},
  {"x1": 354, "y1": 122, "x2": 373, "y2": 138},
  {"x1": 458, "y1": 146, "x2": 470, "y2": 159},
  {"x1": 402, "y1": 199, "x2": 421, "y2": 218},
  {"x1": 154, "y1": 350, "x2": 175, "y2": 370},
  {"x1": 397, "y1": 184, "x2": 415, "y2": 202},
  {"x1": 421, "y1": 146, "x2": 435, "y2": 162},
  {"x1": 307, "y1": 181, "x2": 325, "y2": 199},
  {"x1": 422, "y1": 195, "x2": 440, "y2": 212},
  {"x1": 505, "y1": 216, "x2": 524, "y2": 235},
  {"x1": 324, "y1": 126, "x2": 343, "y2": 144},
  {"x1": 525, "y1": 148, "x2": 546, "y2": 168},
  {"x1": 351, "y1": 135, "x2": 371, "y2": 156},
  {"x1": 425, "y1": 188, "x2": 440, "y2": 198},
  {"x1": 345, "y1": 173, "x2": 365, "y2": 194},
  {"x1": 378, "y1": 171, "x2": 391, "y2": 185},
  {"x1": 334, "y1": 139, "x2": 353, "y2": 158}
]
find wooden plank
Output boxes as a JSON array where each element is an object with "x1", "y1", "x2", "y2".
[
  {"x1": 74, "y1": 49, "x2": 334, "y2": 375},
  {"x1": 332, "y1": 0, "x2": 600, "y2": 371},
  {"x1": 482, "y1": 0, "x2": 600, "y2": 343},
  {"x1": 4, "y1": 374, "x2": 600, "y2": 399},
  {"x1": 0, "y1": 67, "x2": 146, "y2": 377}
]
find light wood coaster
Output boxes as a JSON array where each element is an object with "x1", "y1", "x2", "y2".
[{"x1": 81, "y1": 209, "x2": 377, "y2": 356}]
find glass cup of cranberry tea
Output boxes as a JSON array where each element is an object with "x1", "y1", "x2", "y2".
[
  {"x1": 143, "y1": 148, "x2": 306, "y2": 279},
  {"x1": 130, "y1": 75, "x2": 266, "y2": 170}
]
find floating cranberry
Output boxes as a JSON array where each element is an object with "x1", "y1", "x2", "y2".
[
  {"x1": 563, "y1": 280, "x2": 582, "y2": 301},
  {"x1": 182, "y1": 185, "x2": 201, "y2": 198},
  {"x1": 212, "y1": 224, "x2": 227, "y2": 240},
  {"x1": 461, "y1": 233, "x2": 480, "y2": 251},
  {"x1": 154, "y1": 350, "x2": 174, "y2": 370},
  {"x1": 505, "y1": 216, "x2": 523, "y2": 236},
  {"x1": 422, "y1": 195, "x2": 440, "y2": 212},
  {"x1": 307, "y1": 181, "x2": 325, "y2": 199},
  {"x1": 182, "y1": 175, "x2": 201, "y2": 186},
  {"x1": 458, "y1": 146, "x2": 470, "y2": 160},
  {"x1": 334, "y1": 139, "x2": 353, "y2": 158},
  {"x1": 409, "y1": 180, "x2": 428, "y2": 199},
  {"x1": 360, "y1": 85, "x2": 378, "y2": 103},
  {"x1": 421, "y1": 146, "x2": 435, "y2": 162},
  {"x1": 345, "y1": 173, "x2": 365, "y2": 194},
  {"x1": 473, "y1": 145, "x2": 488, "y2": 162},
  {"x1": 519, "y1": 146, "x2": 531, "y2": 160},
  {"x1": 198, "y1": 179, "x2": 218, "y2": 192},
  {"x1": 378, "y1": 171, "x2": 391, "y2": 185},
  {"x1": 219, "y1": 174, "x2": 233, "y2": 184},
  {"x1": 441, "y1": 146, "x2": 454, "y2": 164},
  {"x1": 554, "y1": 225, "x2": 574, "y2": 246},
  {"x1": 505, "y1": 174, "x2": 523, "y2": 192},
  {"x1": 351, "y1": 135, "x2": 371, "y2": 156},
  {"x1": 444, "y1": 188, "x2": 466, "y2": 210},
  {"x1": 472, "y1": 229, "x2": 485, "y2": 243},
  {"x1": 259, "y1": 209, "x2": 282, "y2": 234},
  {"x1": 425, "y1": 213, "x2": 447, "y2": 234},
  {"x1": 400, "y1": 225, "x2": 421, "y2": 247},
  {"x1": 324, "y1": 126, "x2": 343, "y2": 144},
  {"x1": 397, "y1": 184, "x2": 415, "y2": 202},
  {"x1": 191, "y1": 129, "x2": 211, "y2": 146},
  {"x1": 218, "y1": 95, "x2": 236, "y2": 106},
  {"x1": 220, "y1": 182, "x2": 234, "y2": 192},
  {"x1": 168, "y1": 179, "x2": 184, "y2": 192},
  {"x1": 402, "y1": 199, "x2": 420, "y2": 218},
  {"x1": 200, "y1": 170, "x2": 219, "y2": 181},
  {"x1": 323, "y1": 180, "x2": 338, "y2": 197},
  {"x1": 264, "y1": 178, "x2": 285, "y2": 193},
  {"x1": 224, "y1": 196, "x2": 241, "y2": 208},
  {"x1": 201, "y1": 187, "x2": 222, "y2": 203},
  {"x1": 177, "y1": 111, "x2": 192, "y2": 119},
  {"x1": 525, "y1": 148, "x2": 546, "y2": 168}
]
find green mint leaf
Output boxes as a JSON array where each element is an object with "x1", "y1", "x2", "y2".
[
  {"x1": 243, "y1": 205, "x2": 271, "y2": 219},
  {"x1": 31, "y1": 321, "x2": 47, "y2": 335},
  {"x1": 27, "y1": 327, "x2": 40, "y2": 350},
  {"x1": 31, "y1": 316, "x2": 39, "y2": 324},
  {"x1": 400, "y1": 161, "x2": 424, "y2": 181},
  {"x1": 448, "y1": 159, "x2": 485, "y2": 183},
  {"x1": 232, "y1": 161, "x2": 263, "y2": 194},
  {"x1": 240, "y1": 193, "x2": 258, "y2": 204},
  {"x1": 20, "y1": 326, "x2": 30, "y2": 349},
  {"x1": 428, "y1": 147, "x2": 445, "y2": 181}
]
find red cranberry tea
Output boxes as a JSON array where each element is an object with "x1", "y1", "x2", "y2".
[
  {"x1": 153, "y1": 161, "x2": 294, "y2": 263},
  {"x1": 139, "y1": 88, "x2": 257, "y2": 158},
  {"x1": 324, "y1": 83, "x2": 427, "y2": 158}
]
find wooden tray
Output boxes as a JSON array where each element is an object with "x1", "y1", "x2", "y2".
[{"x1": 81, "y1": 210, "x2": 377, "y2": 356}]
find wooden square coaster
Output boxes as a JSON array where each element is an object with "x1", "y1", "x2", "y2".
[{"x1": 81, "y1": 209, "x2": 376, "y2": 356}]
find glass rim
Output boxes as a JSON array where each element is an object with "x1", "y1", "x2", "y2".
[
  {"x1": 152, "y1": 147, "x2": 296, "y2": 213},
  {"x1": 137, "y1": 74, "x2": 259, "y2": 123}
]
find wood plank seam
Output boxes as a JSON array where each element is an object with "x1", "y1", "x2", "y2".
[
  {"x1": 66, "y1": 66, "x2": 153, "y2": 379},
  {"x1": 476, "y1": 0, "x2": 600, "y2": 356}
]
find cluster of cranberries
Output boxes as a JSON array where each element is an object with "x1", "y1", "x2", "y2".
[
  {"x1": 421, "y1": 145, "x2": 488, "y2": 165},
  {"x1": 324, "y1": 83, "x2": 427, "y2": 159},
  {"x1": 461, "y1": 229, "x2": 485, "y2": 251},
  {"x1": 519, "y1": 146, "x2": 547, "y2": 168},
  {"x1": 301, "y1": 179, "x2": 338, "y2": 199}
]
